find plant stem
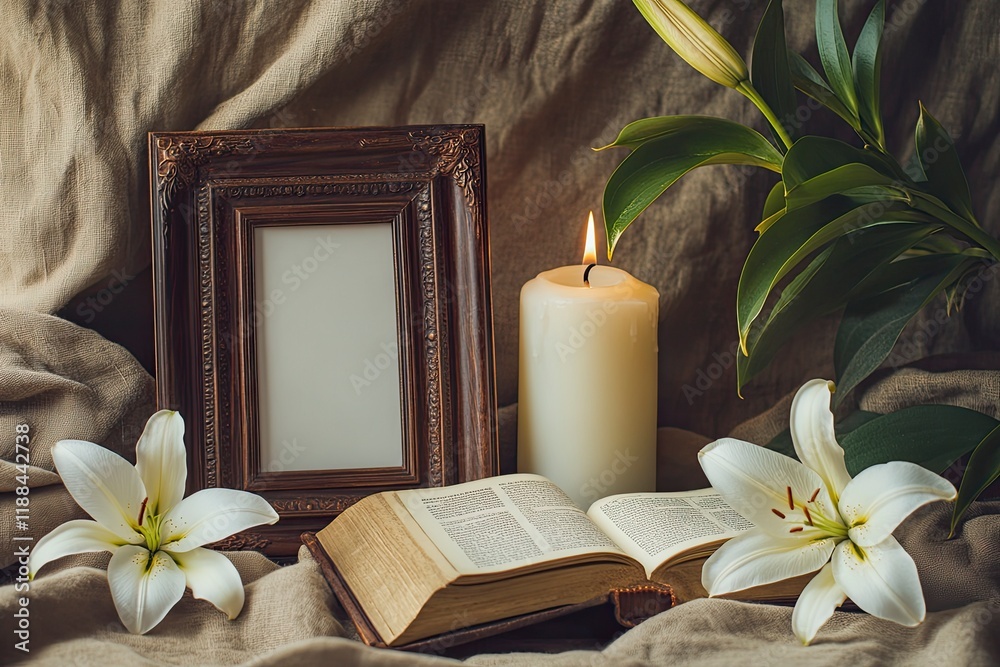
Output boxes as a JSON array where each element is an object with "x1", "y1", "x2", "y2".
[{"x1": 737, "y1": 81, "x2": 794, "y2": 151}]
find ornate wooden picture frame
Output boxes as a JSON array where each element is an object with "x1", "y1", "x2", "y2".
[{"x1": 149, "y1": 125, "x2": 498, "y2": 556}]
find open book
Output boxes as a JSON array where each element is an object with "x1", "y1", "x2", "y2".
[{"x1": 314, "y1": 473, "x2": 804, "y2": 647}]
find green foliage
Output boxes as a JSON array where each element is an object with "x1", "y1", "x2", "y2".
[
  {"x1": 605, "y1": 0, "x2": 1000, "y2": 529},
  {"x1": 840, "y1": 405, "x2": 997, "y2": 476},
  {"x1": 766, "y1": 405, "x2": 997, "y2": 480},
  {"x1": 815, "y1": 0, "x2": 859, "y2": 118},
  {"x1": 950, "y1": 424, "x2": 1000, "y2": 536},
  {"x1": 832, "y1": 254, "x2": 979, "y2": 404},
  {"x1": 915, "y1": 103, "x2": 976, "y2": 222},
  {"x1": 601, "y1": 117, "x2": 782, "y2": 255},
  {"x1": 765, "y1": 409, "x2": 880, "y2": 460},
  {"x1": 737, "y1": 224, "x2": 939, "y2": 388},
  {"x1": 737, "y1": 198, "x2": 933, "y2": 352},
  {"x1": 751, "y1": 0, "x2": 798, "y2": 147},
  {"x1": 788, "y1": 51, "x2": 858, "y2": 130},
  {"x1": 852, "y1": 0, "x2": 886, "y2": 148}
]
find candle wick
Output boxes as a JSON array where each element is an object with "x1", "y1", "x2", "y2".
[{"x1": 583, "y1": 263, "x2": 597, "y2": 287}]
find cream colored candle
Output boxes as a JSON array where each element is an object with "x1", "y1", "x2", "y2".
[{"x1": 518, "y1": 213, "x2": 659, "y2": 508}]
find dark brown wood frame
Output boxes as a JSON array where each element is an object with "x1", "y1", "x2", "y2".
[{"x1": 149, "y1": 125, "x2": 498, "y2": 556}]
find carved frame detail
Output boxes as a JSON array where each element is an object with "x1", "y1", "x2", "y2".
[{"x1": 150, "y1": 126, "x2": 497, "y2": 556}]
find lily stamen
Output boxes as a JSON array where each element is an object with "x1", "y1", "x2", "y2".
[
  {"x1": 771, "y1": 508, "x2": 786, "y2": 519},
  {"x1": 786, "y1": 486, "x2": 794, "y2": 510},
  {"x1": 788, "y1": 526, "x2": 803, "y2": 533},
  {"x1": 138, "y1": 497, "x2": 149, "y2": 526},
  {"x1": 809, "y1": 488, "x2": 820, "y2": 503},
  {"x1": 803, "y1": 506, "x2": 813, "y2": 526}
]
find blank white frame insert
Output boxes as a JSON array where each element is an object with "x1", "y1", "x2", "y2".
[{"x1": 253, "y1": 222, "x2": 404, "y2": 472}]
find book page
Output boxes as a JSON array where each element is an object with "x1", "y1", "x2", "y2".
[
  {"x1": 587, "y1": 490, "x2": 753, "y2": 578},
  {"x1": 398, "y1": 474, "x2": 631, "y2": 575}
]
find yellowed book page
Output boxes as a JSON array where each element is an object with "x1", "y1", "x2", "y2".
[
  {"x1": 398, "y1": 473, "x2": 629, "y2": 576},
  {"x1": 587, "y1": 489, "x2": 753, "y2": 578},
  {"x1": 318, "y1": 493, "x2": 453, "y2": 644},
  {"x1": 381, "y1": 491, "x2": 460, "y2": 579}
]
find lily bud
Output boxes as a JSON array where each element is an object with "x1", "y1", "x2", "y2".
[{"x1": 633, "y1": 0, "x2": 749, "y2": 89}]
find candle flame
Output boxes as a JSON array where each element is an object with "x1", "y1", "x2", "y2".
[{"x1": 582, "y1": 211, "x2": 598, "y2": 265}]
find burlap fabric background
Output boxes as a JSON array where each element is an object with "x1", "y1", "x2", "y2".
[{"x1": 1, "y1": 0, "x2": 998, "y2": 664}]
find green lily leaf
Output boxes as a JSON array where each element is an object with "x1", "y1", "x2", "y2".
[
  {"x1": 782, "y1": 136, "x2": 894, "y2": 190},
  {"x1": 785, "y1": 163, "x2": 897, "y2": 210},
  {"x1": 765, "y1": 410, "x2": 880, "y2": 461},
  {"x1": 847, "y1": 252, "x2": 971, "y2": 300},
  {"x1": 762, "y1": 180, "x2": 786, "y2": 221},
  {"x1": 737, "y1": 196, "x2": 934, "y2": 352},
  {"x1": 751, "y1": 0, "x2": 797, "y2": 146},
  {"x1": 782, "y1": 136, "x2": 911, "y2": 210},
  {"x1": 851, "y1": 0, "x2": 886, "y2": 148},
  {"x1": 950, "y1": 423, "x2": 1000, "y2": 537},
  {"x1": 915, "y1": 103, "x2": 976, "y2": 223},
  {"x1": 596, "y1": 115, "x2": 714, "y2": 151},
  {"x1": 766, "y1": 405, "x2": 992, "y2": 482},
  {"x1": 603, "y1": 118, "x2": 783, "y2": 256},
  {"x1": 738, "y1": 223, "x2": 939, "y2": 389},
  {"x1": 907, "y1": 190, "x2": 1000, "y2": 261},
  {"x1": 840, "y1": 405, "x2": 997, "y2": 476},
  {"x1": 815, "y1": 0, "x2": 859, "y2": 117},
  {"x1": 833, "y1": 254, "x2": 975, "y2": 405},
  {"x1": 788, "y1": 51, "x2": 857, "y2": 129}
]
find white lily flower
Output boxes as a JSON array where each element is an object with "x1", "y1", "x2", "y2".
[
  {"x1": 633, "y1": 0, "x2": 749, "y2": 89},
  {"x1": 698, "y1": 379, "x2": 957, "y2": 644},
  {"x1": 29, "y1": 410, "x2": 279, "y2": 634}
]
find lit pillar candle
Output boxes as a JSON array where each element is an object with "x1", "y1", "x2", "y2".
[{"x1": 518, "y1": 212, "x2": 659, "y2": 507}]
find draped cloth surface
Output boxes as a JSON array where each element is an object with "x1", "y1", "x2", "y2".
[{"x1": 1, "y1": 1, "x2": 998, "y2": 664}]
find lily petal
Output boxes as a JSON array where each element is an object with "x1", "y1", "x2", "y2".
[
  {"x1": 52, "y1": 440, "x2": 147, "y2": 541},
  {"x1": 790, "y1": 379, "x2": 853, "y2": 502},
  {"x1": 135, "y1": 410, "x2": 188, "y2": 516},
  {"x1": 108, "y1": 545, "x2": 186, "y2": 634},
  {"x1": 29, "y1": 519, "x2": 138, "y2": 578},
  {"x1": 831, "y1": 536, "x2": 925, "y2": 626},
  {"x1": 699, "y1": 438, "x2": 840, "y2": 538},
  {"x1": 791, "y1": 563, "x2": 847, "y2": 645},
  {"x1": 159, "y1": 488, "x2": 279, "y2": 553},
  {"x1": 841, "y1": 461, "x2": 957, "y2": 546},
  {"x1": 702, "y1": 528, "x2": 838, "y2": 596},
  {"x1": 171, "y1": 547, "x2": 245, "y2": 619}
]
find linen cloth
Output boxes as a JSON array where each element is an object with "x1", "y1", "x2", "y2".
[
  {"x1": 2, "y1": 0, "x2": 999, "y2": 664},
  {"x1": 2, "y1": 500, "x2": 998, "y2": 666}
]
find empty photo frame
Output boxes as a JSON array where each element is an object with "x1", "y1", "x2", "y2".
[{"x1": 150, "y1": 125, "x2": 498, "y2": 555}]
